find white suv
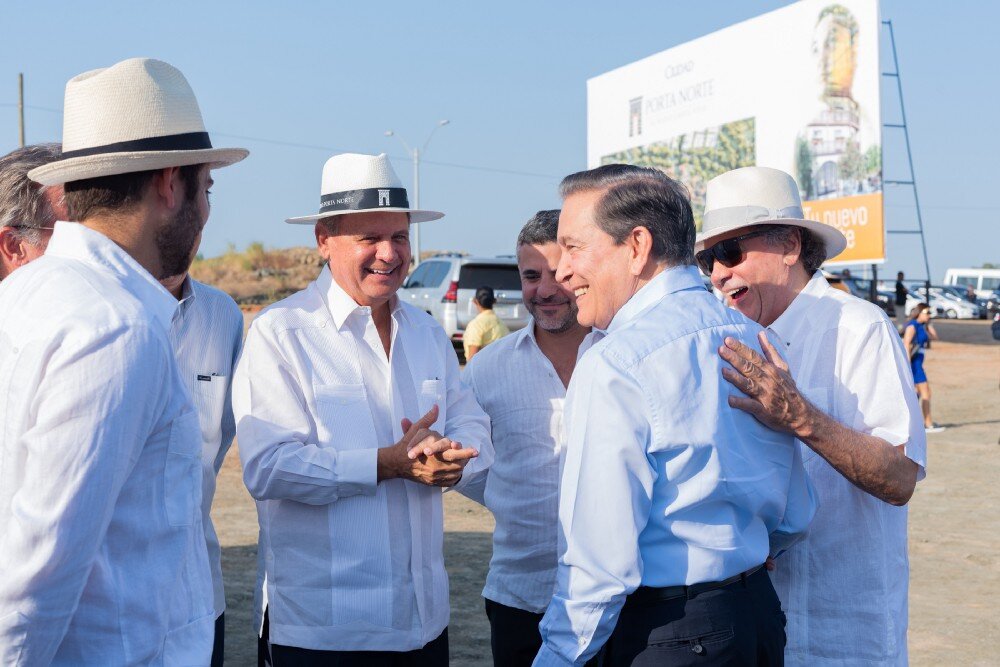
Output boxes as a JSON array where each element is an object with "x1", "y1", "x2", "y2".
[{"x1": 398, "y1": 255, "x2": 529, "y2": 350}]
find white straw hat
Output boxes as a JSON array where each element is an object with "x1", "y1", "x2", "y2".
[
  {"x1": 695, "y1": 166, "x2": 847, "y2": 259},
  {"x1": 285, "y1": 152, "x2": 443, "y2": 224},
  {"x1": 28, "y1": 58, "x2": 248, "y2": 186}
]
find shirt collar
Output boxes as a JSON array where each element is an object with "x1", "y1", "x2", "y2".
[
  {"x1": 44, "y1": 221, "x2": 177, "y2": 332},
  {"x1": 316, "y1": 264, "x2": 403, "y2": 330},
  {"x1": 768, "y1": 270, "x2": 829, "y2": 347},
  {"x1": 607, "y1": 264, "x2": 705, "y2": 333},
  {"x1": 513, "y1": 321, "x2": 538, "y2": 351}
]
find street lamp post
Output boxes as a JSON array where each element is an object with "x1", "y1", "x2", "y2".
[{"x1": 385, "y1": 120, "x2": 449, "y2": 265}]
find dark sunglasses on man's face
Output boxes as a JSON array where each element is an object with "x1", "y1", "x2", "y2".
[{"x1": 695, "y1": 229, "x2": 771, "y2": 276}]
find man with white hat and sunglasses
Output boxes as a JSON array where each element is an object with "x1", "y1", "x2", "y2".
[
  {"x1": 697, "y1": 166, "x2": 926, "y2": 665},
  {"x1": 0, "y1": 58, "x2": 247, "y2": 665},
  {"x1": 234, "y1": 152, "x2": 492, "y2": 666}
]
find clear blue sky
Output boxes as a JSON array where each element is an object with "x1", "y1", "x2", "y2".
[{"x1": 1, "y1": 0, "x2": 995, "y2": 281}]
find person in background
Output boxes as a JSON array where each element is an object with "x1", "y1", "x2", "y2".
[
  {"x1": 461, "y1": 210, "x2": 598, "y2": 666},
  {"x1": 160, "y1": 266, "x2": 244, "y2": 667},
  {"x1": 0, "y1": 143, "x2": 65, "y2": 280},
  {"x1": 895, "y1": 271, "x2": 910, "y2": 325},
  {"x1": 463, "y1": 285, "x2": 510, "y2": 361},
  {"x1": 699, "y1": 166, "x2": 927, "y2": 666},
  {"x1": 903, "y1": 302, "x2": 944, "y2": 433}
]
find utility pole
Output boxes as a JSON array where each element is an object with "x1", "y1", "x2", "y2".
[
  {"x1": 385, "y1": 120, "x2": 450, "y2": 265},
  {"x1": 18, "y1": 73, "x2": 25, "y2": 147}
]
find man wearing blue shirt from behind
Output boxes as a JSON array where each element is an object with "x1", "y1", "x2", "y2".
[{"x1": 533, "y1": 164, "x2": 816, "y2": 666}]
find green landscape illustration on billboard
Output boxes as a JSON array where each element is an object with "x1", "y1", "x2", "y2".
[{"x1": 601, "y1": 117, "x2": 756, "y2": 230}]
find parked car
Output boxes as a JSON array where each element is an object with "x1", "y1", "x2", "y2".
[
  {"x1": 398, "y1": 255, "x2": 528, "y2": 354},
  {"x1": 906, "y1": 284, "x2": 981, "y2": 319},
  {"x1": 825, "y1": 273, "x2": 895, "y2": 318}
]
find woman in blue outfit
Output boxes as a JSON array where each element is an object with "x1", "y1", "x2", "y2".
[{"x1": 903, "y1": 303, "x2": 943, "y2": 433}]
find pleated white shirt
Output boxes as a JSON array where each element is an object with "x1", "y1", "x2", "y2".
[
  {"x1": 169, "y1": 277, "x2": 244, "y2": 618},
  {"x1": 462, "y1": 324, "x2": 601, "y2": 614},
  {"x1": 766, "y1": 272, "x2": 927, "y2": 666},
  {"x1": 233, "y1": 266, "x2": 492, "y2": 652},
  {"x1": 0, "y1": 223, "x2": 214, "y2": 665}
]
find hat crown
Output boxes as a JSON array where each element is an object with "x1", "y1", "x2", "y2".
[
  {"x1": 320, "y1": 153, "x2": 403, "y2": 195},
  {"x1": 704, "y1": 166, "x2": 803, "y2": 216},
  {"x1": 62, "y1": 58, "x2": 207, "y2": 153}
]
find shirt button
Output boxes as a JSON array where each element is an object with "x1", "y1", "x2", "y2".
[{"x1": 691, "y1": 643, "x2": 704, "y2": 654}]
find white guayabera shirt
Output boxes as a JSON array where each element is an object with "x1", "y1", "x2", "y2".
[
  {"x1": 0, "y1": 223, "x2": 214, "y2": 666},
  {"x1": 461, "y1": 323, "x2": 602, "y2": 614},
  {"x1": 170, "y1": 277, "x2": 244, "y2": 618},
  {"x1": 233, "y1": 265, "x2": 492, "y2": 652},
  {"x1": 767, "y1": 272, "x2": 927, "y2": 667}
]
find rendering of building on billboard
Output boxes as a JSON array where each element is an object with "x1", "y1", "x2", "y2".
[{"x1": 588, "y1": 0, "x2": 883, "y2": 265}]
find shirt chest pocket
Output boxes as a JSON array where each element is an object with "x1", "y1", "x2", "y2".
[
  {"x1": 165, "y1": 409, "x2": 202, "y2": 527},
  {"x1": 418, "y1": 379, "x2": 445, "y2": 432},
  {"x1": 314, "y1": 383, "x2": 377, "y2": 451},
  {"x1": 192, "y1": 374, "x2": 229, "y2": 449}
]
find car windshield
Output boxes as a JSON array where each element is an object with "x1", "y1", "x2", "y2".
[{"x1": 458, "y1": 264, "x2": 522, "y2": 291}]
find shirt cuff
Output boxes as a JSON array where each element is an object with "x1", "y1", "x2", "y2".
[
  {"x1": 532, "y1": 644, "x2": 575, "y2": 666},
  {"x1": 336, "y1": 447, "x2": 378, "y2": 496}
]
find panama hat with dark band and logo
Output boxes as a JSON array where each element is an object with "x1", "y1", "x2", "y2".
[
  {"x1": 28, "y1": 57, "x2": 248, "y2": 186},
  {"x1": 285, "y1": 152, "x2": 444, "y2": 224},
  {"x1": 695, "y1": 166, "x2": 847, "y2": 258}
]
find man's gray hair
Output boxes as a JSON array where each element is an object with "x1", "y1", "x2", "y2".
[
  {"x1": 0, "y1": 143, "x2": 62, "y2": 245},
  {"x1": 760, "y1": 225, "x2": 827, "y2": 273},
  {"x1": 516, "y1": 209, "x2": 560, "y2": 249},
  {"x1": 559, "y1": 164, "x2": 695, "y2": 266}
]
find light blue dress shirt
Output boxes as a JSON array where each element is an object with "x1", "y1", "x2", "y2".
[{"x1": 534, "y1": 265, "x2": 816, "y2": 666}]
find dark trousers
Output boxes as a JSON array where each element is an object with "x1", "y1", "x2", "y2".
[
  {"x1": 484, "y1": 598, "x2": 544, "y2": 667},
  {"x1": 211, "y1": 612, "x2": 224, "y2": 667},
  {"x1": 598, "y1": 567, "x2": 785, "y2": 666},
  {"x1": 258, "y1": 607, "x2": 449, "y2": 667}
]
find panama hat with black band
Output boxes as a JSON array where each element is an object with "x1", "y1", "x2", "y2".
[
  {"x1": 285, "y1": 152, "x2": 443, "y2": 224},
  {"x1": 28, "y1": 57, "x2": 247, "y2": 186},
  {"x1": 695, "y1": 166, "x2": 847, "y2": 259}
]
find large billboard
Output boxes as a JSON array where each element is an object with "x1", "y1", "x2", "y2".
[{"x1": 588, "y1": 0, "x2": 883, "y2": 265}]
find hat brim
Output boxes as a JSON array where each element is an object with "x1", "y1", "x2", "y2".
[
  {"x1": 285, "y1": 208, "x2": 444, "y2": 225},
  {"x1": 695, "y1": 217, "x2": 848, "y2": 260},
  {"x1": 27, "y1": 147, "x2": 249, "y2": 186}
]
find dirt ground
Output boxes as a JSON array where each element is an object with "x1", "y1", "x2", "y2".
[{"x1": 214, "y1": 318, "x2": 999, "y2": 665}]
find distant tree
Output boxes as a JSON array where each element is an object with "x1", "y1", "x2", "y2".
[
  {"x1": 864, "y1": 144, "x2": 881, "y2": 176},
  {"x1": 796, "y1": 137, "x2": 815, "y2": 199},
  {"x1": 981, "y1": 262, "x2": 998, "y2": 269}
]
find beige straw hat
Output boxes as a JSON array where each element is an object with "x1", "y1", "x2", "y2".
[
  {"x1": 695, "y1": 166, "x2": 847, "y2": 259},
  {"x1": 285, "y1": 152, "x2": 443, "y2": 224},
  {"x1": 28, "y1": 57, "x2": 248, "y2": 186}
]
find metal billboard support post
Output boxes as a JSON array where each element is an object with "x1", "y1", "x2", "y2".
[{"x1": 881, "y1": 20, "x2": 932, "y2": 300}]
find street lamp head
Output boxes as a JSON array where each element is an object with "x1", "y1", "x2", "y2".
[
  {"x1": 384, "y1": 130, "x2": 394, "y2": 137},
  {"x1": 438, "y1": 120, "x2": 450, "y2": 127}
]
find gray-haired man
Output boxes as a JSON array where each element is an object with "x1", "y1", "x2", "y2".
[{"x1": 0, "y1": 144, "x2": 65, "y2": 279}]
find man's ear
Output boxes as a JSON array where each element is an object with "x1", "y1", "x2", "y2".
[
  {"x1": 782, "y1": 228, "x2": 804, "y2": 267},
  {"x1": 0, "y1": 228, "x2": 25, "y2": 271},
  {"x1": 315, "y1": 220, "x2": 332, "y2": 262},
  {"x1": 153, "y1": 166, "x2": 184, "y2": 211},
  {"x1": 626, "y1": 225, "x2": 656, "y2": 276}
]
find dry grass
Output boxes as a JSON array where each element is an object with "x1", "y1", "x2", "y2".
[{"x1": 189, "y1": 243, "x2": 324, "y2": 305}]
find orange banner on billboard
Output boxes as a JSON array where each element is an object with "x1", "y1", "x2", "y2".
[{"x1": 801, "y1": 192, "x2": 884, "y2": 265}]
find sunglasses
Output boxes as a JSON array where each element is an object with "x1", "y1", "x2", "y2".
[{"x1": 695, "y1": 229, "x2": 771, "y2": 276}]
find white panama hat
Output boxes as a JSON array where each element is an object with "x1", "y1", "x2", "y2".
[
  {"x1": 695, "y1": 166, "x2": 847, "y2": 259},
  {"x1": 285, "y1": 152, "x2": 444, "y2": 224},
  {"x1": 28, "y1": 57, "x2": 248, "y2": 186}
]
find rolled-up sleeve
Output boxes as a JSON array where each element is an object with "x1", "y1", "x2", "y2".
[{"x1": 234, "y1": 322, "x2": 377, "y2": 504}]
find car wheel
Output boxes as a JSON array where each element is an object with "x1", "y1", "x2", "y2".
[{"x1": 946, "y1": 308, "x2": 957, "y2": 319}]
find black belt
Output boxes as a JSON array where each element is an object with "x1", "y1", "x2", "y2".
[{"x1": 626, "y1": 564, "x2": 765, "y2": 605}]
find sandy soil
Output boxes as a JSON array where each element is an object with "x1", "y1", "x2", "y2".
[{"x1": 214, "y1": 319, "x2": 999, "y2": 665}]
